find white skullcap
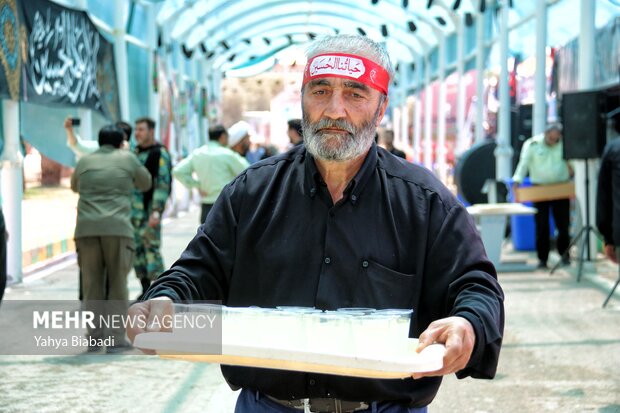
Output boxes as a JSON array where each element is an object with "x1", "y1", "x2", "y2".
[{"x1": 227, "y1": 121, "x2": 251, "y2": 148}]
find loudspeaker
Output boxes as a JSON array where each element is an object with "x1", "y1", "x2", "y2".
[
  {"x1": 455, "y1": 141, "x2": 506, "y2": 205},
  {"x1": 561, "y1": 90, "x2": 607, "y2": 159},
  {"x1": 511, "y1": 104, "x2": 533, "y2": 171}
]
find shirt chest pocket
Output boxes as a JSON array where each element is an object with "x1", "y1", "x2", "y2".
[
  {"x1": 534, "y1": 148, "x2": 548, "y2": 158},
  {"x1": 352, "y1": 259, "x2": 416, "y2": 309}
]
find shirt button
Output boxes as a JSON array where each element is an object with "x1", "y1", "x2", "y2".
[
  {"x1": 351, "y1": 195, "x2": 358, "y2": 202},
  {"x1": 309, "y1": 379, "x2": 316, "y2": 386},
  {"x1": 362, "y1": 260, "x2": 369, "y2": 268},
  {"x1": 324, "y1": 257, "x2": 331, "y2": 264}
]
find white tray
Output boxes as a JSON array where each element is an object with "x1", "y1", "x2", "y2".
[{"x1": 134, "y1": 332, "x2": 445, "y2": 379}]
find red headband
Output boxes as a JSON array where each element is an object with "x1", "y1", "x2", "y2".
[{"x1": 303, "y1": 53, "x2": 390, "y2": 95}]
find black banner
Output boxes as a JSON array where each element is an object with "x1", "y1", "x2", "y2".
[{"x1": 19, "y1": 0, "x2": 120, "y2": 119}]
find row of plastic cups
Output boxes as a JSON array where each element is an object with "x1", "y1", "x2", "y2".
[
  {"x1": 222, "y1": 306, "x2": 414, "y2": 356},
  {"x1": 170, "y1": 304, "x2": 413, "y2": 356}
]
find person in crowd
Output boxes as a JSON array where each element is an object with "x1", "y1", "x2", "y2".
[
  {"x1": 64, "y1": 118, "x2": 133, "y2": 301},
  {"x1": 512, "y1": 123, "x2": 573, "y2": 269},
  {"x1": 71, "y1": 125, "x2": 151, "y2": 352},
  {"x1": 259, "y1": 144, "x2": 279, "y2": 160},
  {"x1": 129, "y1": 35, "x2": 504, "y2": 412},
  {"x1": 379, "y1": 128, "x2": 406, "y2": 159},
  {"x1": 115, "y1": 121, "x2": 133, "y2": 148},
  {"x1": 131, "y1": 117, "x2": 173, "y2": 298},
  {"x1": 65, "y1": 118, "x2": 132, "y2": 159},
  {"x1": 173, "y1": 125, "x2": 249, "y2": 224},
  {"x1": 227, "y1": 121, "x2": 252, "y2": 158},
  {"x1": 596, "y1": 114, "x2": 620, "y2": 304},
  {"x1": 287, "y1": 118, "x2": 304, "y2": 146}
]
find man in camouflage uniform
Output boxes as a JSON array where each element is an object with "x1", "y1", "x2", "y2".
[{"x1": 131, "y1": 117, "x2": 172, "y2": 297}]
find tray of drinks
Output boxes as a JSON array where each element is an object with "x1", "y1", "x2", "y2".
[{"x1": 133, "y1": 305, "x2": 445, "y2": 379}]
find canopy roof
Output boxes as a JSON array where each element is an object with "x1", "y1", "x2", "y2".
[{"x1": 147, "y1": 0, "x2": 619, "y2": 76}]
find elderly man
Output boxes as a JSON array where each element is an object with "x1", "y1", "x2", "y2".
[
  {"x1": 512, "y1": 123, "x2": 574, "y2": 269},
  {"x1": 129, "y1": 35, "x2": 504, "y2": 412}
]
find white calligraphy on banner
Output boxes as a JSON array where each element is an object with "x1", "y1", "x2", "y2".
[{"x1": 27, "y1": 8, "x2": 102, "y2": 107}]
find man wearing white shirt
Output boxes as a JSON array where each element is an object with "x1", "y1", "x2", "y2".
[
  {"x1": 173, "y1": 125, "x2": 249, "y2": 223},
  {"x1": 512, "y1": 123, "x2": 574, "y2": 269}
]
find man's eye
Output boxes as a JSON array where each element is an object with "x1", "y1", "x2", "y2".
[{"x1": 313, "y1": 90, "x2": 326, "y2": 95}]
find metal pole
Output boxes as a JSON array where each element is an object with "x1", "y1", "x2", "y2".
[
  {"x1": 495, "y1": 0, "x2": 513, "y2": 182},
  {"x1": 147, "y1": 3, "x2": 160, "y2": 129},
  {"x1": 77, "y1": 108, "x2": 93, "y2": 140},
  {"x1": 114, "y1": 0, "x2": 130, "y2": 120},
  {"x1": 475, "y1": 7, "x2": 486, "y2": 144},
  {"x1": 401, "y1": 101, "x2": 410, "y2": 154},
  {"x1": 413, "y1": 55, "x2": 423, "y2": 164},
  {"x1": 196, "y1": 60, "x2": 206, "y2": 147},
  {"x1": 393, "y1": 106, "x2": 401, "y2": 145},
  {"x1": 1, "y1": 100, "x2": 22, "y2": 284},
  {"x1": 533, "y1": 0, "x2": 547, "y2": 136},
  {"x1": 400, "y1": 64, "x2": 409, "y2": 152},
  {"x1": 455, "y1": 14, "x2": 468, "y2": 156},
  {"x1": 437, "y1": 34, "x2": 447, "y2": 182},
  {"x1": 423, "y1": 56, "x2": 433, "y2": 171}
]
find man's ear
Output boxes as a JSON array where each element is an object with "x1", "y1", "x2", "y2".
[{"x1": 376, "y1": 96, "x2": 389, "y2": 127}]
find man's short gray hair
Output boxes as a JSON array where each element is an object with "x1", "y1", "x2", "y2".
[
  {"x1": 304, "y1": 35, "x2": 394, "y2": 84},
  {"x1": 545, "y1": 122, "x2": 563, "y2": 133}
]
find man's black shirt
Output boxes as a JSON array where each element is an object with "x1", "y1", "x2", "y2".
[{"x1": 144, "y1": 143, "x2": 504, "y2": 407}]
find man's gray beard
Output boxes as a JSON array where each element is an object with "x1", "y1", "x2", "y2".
[{"x1": 302, "y1": 105, "x2": 382, "y2": 162}]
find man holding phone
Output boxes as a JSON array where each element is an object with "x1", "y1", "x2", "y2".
[{"x1": 64, "y1": 117, "x2": 133, "y2": 159}]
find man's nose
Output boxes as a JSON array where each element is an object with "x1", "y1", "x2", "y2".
[{"x1": 323, "y1": 92, "x2": 347, "y2": 119}]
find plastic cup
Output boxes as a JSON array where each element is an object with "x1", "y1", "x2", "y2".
[
  {"x1": 222, "y1": 306, "x2": 267, "y2": 346},
  {"x1": 172, "y1": 303, "x2": 222, "y2": 339},
  {"x1": 305, "y1": 312, "x2": 353, "y2": 355},
  {"x1": 375, "y1": 309, "x2": 413, "y2": 341}
]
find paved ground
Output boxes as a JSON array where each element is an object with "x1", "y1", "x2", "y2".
[{"x1": 1, "y1": 202, "x2": 620, "y2": 412}]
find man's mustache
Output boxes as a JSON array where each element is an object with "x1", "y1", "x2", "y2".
[{"x1": 310, "y1": 118, "x2": 355, "y2": 135}]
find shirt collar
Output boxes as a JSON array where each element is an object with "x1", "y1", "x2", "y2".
[
  {"x1": 303, "y1": 143, "x2": 378, "y2": 205},
  {"x1": 207, "y1": 140, "x2": 224, "y2": 148}
]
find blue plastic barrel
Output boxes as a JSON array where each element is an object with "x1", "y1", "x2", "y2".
[{"x1": 507, "y1": 178, "x2": 555, "y2": 251}]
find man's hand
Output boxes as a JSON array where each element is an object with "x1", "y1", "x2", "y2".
[
  {"x1": 148, "y1": 211, "x2": 161, "y2": 228},
  {"x1": 64, "y1": 117, "x2": 77, "y2": 146},
  {"x1": 127, "y1": 297, "x2": 173, "y2": 354},
  {"x1": 412, "y1": 316, "x2": 476, "y2": 379},
  {"x1": 604, "y1": 244, "x2": 618, "y2": 263},
  {"x1": 63, "y1": 117, "x2": 73, "y2": 131},
  {"x1": 512, "y1": 183, "x2": 520, "y2": 202}
]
